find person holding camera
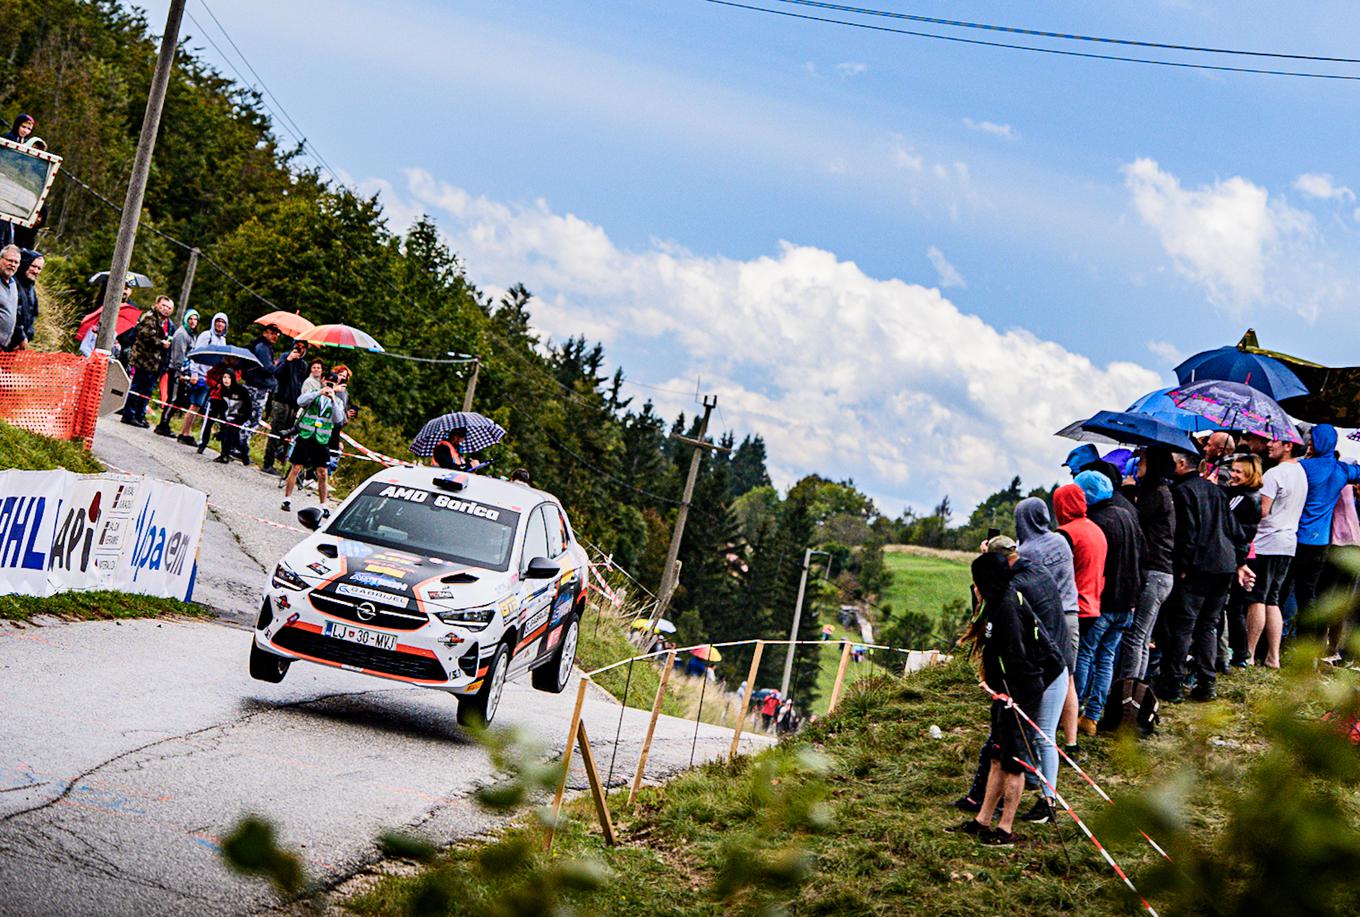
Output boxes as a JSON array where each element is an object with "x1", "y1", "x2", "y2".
[
  {"x1": 262, "y1": 339, "x2": 309, "y2": 475},
  {"x1": 280, "y1": 372, "x2": 339, "y2": 513}
]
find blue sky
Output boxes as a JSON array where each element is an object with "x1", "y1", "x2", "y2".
[{"x1": 136, "y1": 1, "x2": 1360, "y2": 512}]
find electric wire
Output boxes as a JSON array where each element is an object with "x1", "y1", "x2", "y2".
[{"x1": 704, "y1": 0, "x2": 1360, "y2": 81}]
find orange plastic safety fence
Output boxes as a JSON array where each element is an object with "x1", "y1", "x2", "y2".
[{"x1": 0, "y1": 350, "x2": 108, "y2": 450}]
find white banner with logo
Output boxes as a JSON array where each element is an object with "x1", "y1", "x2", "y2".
[{"x1": 0, "y1": 469, "x2": 206, "y2": 600}]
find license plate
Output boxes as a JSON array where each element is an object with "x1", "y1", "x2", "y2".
[{"x1": 324, "y1": 620, "x2": 396, "y2": 651}]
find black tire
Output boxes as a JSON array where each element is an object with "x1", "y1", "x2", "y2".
[
  {"x1": 458, "y1": 643, "x2": 509, "y2": 727},
  {"x1": 249, "y1": 641, "x2": 291, "y2": 683},
  {"x1": 531, "y1": 614, "x2": 579, "y2": 694}
]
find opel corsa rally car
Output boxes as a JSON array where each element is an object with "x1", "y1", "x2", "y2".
[{"x1": 250, "y1": 466, "x2": 588, "y2": 726}]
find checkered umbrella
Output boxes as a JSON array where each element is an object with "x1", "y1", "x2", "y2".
[{"x1": 409, "y1": 412, "x2": 506, "y2": 457}]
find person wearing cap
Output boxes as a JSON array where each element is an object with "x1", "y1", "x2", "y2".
[
  {"x1": 240, "y1": 322, "x2": 285, "y2": 460},
  {"x1": 1062, "y1": 443, "x2": 1100, "y2": 477}
]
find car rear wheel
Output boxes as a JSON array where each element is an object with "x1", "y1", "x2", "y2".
[
  {"x1": 249, "y1": 642, "x2": 290, "y2": 683},
  {"x1": 531, "y1": 615, "x2": 579, "y2": 694},
  {"x1": 458, "y1": 643, "x2": 509, "y2": 727}
]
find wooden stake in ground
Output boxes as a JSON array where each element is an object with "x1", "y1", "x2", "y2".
[
  {"x1": 827, "y1": 641, "x2": 853, "y2": 715},
  {"x1": 575, "y1": 721, "x2": 617, "y2": 846},
  {"x1": 727, "y1": 640, "x2": 765, "y2": 761},
  {"x1": 546, "y1": 677, "x2": 590, "y2": 850},
  {"x1": 628, "y1": 650, "x2": 676, "y2": 808}
]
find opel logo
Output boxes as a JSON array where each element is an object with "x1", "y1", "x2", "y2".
[{"x1": 356, "y1": 602, "x2": 377, "y2": 622}]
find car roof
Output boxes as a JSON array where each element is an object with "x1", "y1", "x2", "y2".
[{"x1": 359, "y1": 465, "x2": 560, "y2": 516}]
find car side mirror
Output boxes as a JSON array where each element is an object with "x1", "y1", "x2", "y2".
[
  {"x1": 297, "y1": 507, "x2": 324, "y2": 531},
  {"x1": 524, "y1": 556, "x2": 559, "y2": 580}
]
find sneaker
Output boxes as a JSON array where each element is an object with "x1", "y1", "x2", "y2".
[
  {"x1": 177, "y1": 435, "x2": 197, "y2": 446},
  {"x1": 1077, "y1": 716, "x2": 1098, "y2": 737},
  {"x1": 947, "y1": 818, "x2": 988, "y2": 835},
  {"x1": 280, "y1": 499, "x2": 291, "y2": 512},
  {"x1": 952, "y1": 796, "x2": 982, "y2": 813},
  {"x1": 1020, "y1": 797, "x2": 1054, "y2": 824},
  {"x1": 980, "y1": 827, "x2": 1018, "y2": 847}
]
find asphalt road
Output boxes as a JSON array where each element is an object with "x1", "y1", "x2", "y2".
[{"x1": 0, "y1": 618, "x2": 768, "y2": 915}]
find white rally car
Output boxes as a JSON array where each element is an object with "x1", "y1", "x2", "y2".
[{"x1": 250, "y1": 465, "x2": 588, "y2": 726}]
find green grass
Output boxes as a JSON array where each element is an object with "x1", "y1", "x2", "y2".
[
  {"x1": 345, "y1": 657, "x2": 1310, "y2": 916},
  {"x1": 881, "y1": 548, "x2": 972, "y2": 623},
  {"x1": 0, "y1": 590, "x2": 209, "y2": 622},
  {"x1": 578, "y1": 603, "x2": 685, "y2": 718},
  {"x1": 0, "y1": 419, "x2": 103, "y2": 473}
]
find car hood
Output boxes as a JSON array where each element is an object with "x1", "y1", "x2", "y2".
[{"x1": 282, "y1": 535, "x2": 514, "y2": 612}]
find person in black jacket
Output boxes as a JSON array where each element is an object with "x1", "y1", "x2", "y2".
[
  {"x1": 261, "y1": 339, "x2": 308, "y2": 475},
  {"x1": 6, "y1": 249, "x2": 41, "y2": 350},
  {"x1": 950, "y1": 553, "x2": 1065, "y2": 846},
  {"x1": 1223, "y1": 455, "x2": 1263, "y2": 669},
  {"x1": 1118, "y1": 447, "x2": 1177, "y2": 687},
  {"x1": 1154, "y1": 451, "x2": 1253, "y2": 702},
  {"x1": 241, "y1": 324, "x2": 283, "y2": 445}
]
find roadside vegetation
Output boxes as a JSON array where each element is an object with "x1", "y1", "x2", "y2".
[
  {"x1": 0, "y1": 590, "x2": 208, "y2": 623},
  {"x1": 0, "y1": 419, "x2": 102, "y2": 473}
]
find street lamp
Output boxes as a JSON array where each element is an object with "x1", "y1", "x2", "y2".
[{"x1": 779, "y1": 548, "x2": 833, "y2": 698}]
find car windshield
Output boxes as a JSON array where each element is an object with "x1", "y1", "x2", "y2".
[{"x1": 328, "y1": 482, "x2": 520, "y2": 571}]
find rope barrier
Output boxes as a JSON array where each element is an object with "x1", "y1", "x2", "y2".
[{"x1": 582, "y1": 637, "x2": 943, "y2": 678}]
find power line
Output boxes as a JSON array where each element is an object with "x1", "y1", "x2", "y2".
[
  {"x1": 705, "y1": 0, "x2": 1360, "y2": 81},
  {"x1": 772, "y1": 0, "x2": 1360, "y2": 65}
]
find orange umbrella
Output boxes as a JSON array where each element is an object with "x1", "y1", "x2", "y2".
[
  {"x1": 690, "y1": 645, "x2": 723, "y2": 662},
  {"x1": 253, "y1": 311, "x2": 315, "y2": 338}
]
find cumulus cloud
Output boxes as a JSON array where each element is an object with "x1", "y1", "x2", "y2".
[
  {"x1": 1122, "y1": 158, "x2": 1335, "y2": 315},
  {"x1": 1293, "y1": 172, "x2": 1355, "y2": 202},
  {"x1": 962, "y1": 118, "x2": 1017, "y2": 139},
  {"x1": 836, "y1": 61, "x2": 868, "y2": 77},
  {"x1": 390, "y1": 170, "x2": 1160, "y2": 510},
  {"x1": 926, "y1": 246, "x2": 966, "y2": 289},
  {"x1": 1146, "y1": 339, "x2": 1185, "y2": 368}
]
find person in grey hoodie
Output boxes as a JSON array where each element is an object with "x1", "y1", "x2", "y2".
[{"x1": 177, "y1": 311, "x2": 229, "y2": 443}]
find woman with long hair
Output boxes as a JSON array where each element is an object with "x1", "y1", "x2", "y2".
[{"x1": 1225, "y1": 454, "x2": 1264, "y2": 667}]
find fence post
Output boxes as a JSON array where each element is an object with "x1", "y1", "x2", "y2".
[
  {"x1": 574, "y1": 721, "x2": 618, "y2": 845},
  {"x1": 827, "y1": 640, "x2": 853, "y2": 715},
  {"x1": 727, "y1": 640, "x2": 765, "y2": 761},
  {"x1": 546, "y1": 676, "x2": 591, "y2": 850},
  {"x1": 628, "y1": 649, "x2": 676, "y2": 808}
]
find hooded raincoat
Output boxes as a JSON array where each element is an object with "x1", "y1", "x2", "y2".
[
  {"x1": 192, "y1": 312, "x2": 229, "y2": 376},
  {"x1": 1078, "y1": 469, "x2": 1144, "y2": 616},
  {"x1": 1299, "y1": 425, "x2": 1360, "y2": 548},
  {"x1": 1054, "y1": 483, "x2": 1107, "y2": 618},
  {"x1": 170, "y1": 309, "x2": 198, "y2": 378},
  {"x1": 1014, "y1": 497, "x2": 1078, "y2": 614}
]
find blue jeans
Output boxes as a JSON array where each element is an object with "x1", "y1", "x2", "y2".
[
  {"x1": 1076, "y1": 608, "x2": 1132, "y2": 721},
  {"x1": 124, "y1": 368, "x2": 158, "y2": 422},
  {"x1": 1022, "y1": 673, "x2": 1068, "y2": 796}
]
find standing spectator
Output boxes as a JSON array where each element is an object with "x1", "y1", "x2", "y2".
[
  {"x1": 1224, "y1": 455, "x2": 1263, "y2": 669},
  {"x1": 1294, "y1": 424, "x2": 1360, "y2": 648},
  {"x1": 5, "y1": 248, "x2": 40, "y2": 351},
  {"x1": 241, "y1": 323, "x2": 283, "y2": 448},
  {"x1": 0, "y1": 244, "x2": 20, "y2": 353},
  {"x1": 121, "y1": 295, "x2": 174, "y2": 427},
  {"x1": 1245, "y1": 439, "x2": 1306, "y2": 667},
  {"x1": 1118, "y1": 448, "x2": 1177, "y2": 695},
  {"x1": 1073, "y1": 469, "x2": 1143, "y2": 734},
  {"x1": 1199, "y1": 432, "x2": 1238, "y2": 485},
  {"x1": 301, "y1": 357, "x2": 324, "y2": 394},
  {"x1": 3, "y1": 113, "x2": 35, "y2": 143},
  {"x1": 761, "y1": 692, "x2": 779, "y2": 730},
  {"x1": 154, "y1": 310, "x2": 199, "y2": 436},
  {"x1": 281, "y1": 373, "x2": 340, "y2": 512},
  {"x1": 1155, "y1": 451, "x2": 1247, "y2": 702},
  {"x1": 1062, "y1": 444, "x2": 1100, "y2": 477},
  {"x1": 177, "y1": 311, "x2": 227, "y2": 444},
  {"x1": 262, "y1": 339, "x2": 309, "y2": 475},
  {"x1": 201, "y1": 371, "x2": 252, "y2": 464},
  {"x1": 1053, "y1": 482, "x2": 1105, "y2": 752}
]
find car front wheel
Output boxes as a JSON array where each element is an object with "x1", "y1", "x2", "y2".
[
  {"x1": 458, "y1": 643, "x2": 509, "y2": 727},
  {"x1": 249, "y1": 642, "x2": 290, "y2": 683}
]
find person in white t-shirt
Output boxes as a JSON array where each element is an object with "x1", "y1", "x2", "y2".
[{"x1": 1244, "y1": 439, "x2": 1309, "y2": 668}]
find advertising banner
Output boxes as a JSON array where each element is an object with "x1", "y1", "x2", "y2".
[
  {"x1": 0, "y1": 469, "x2": 70, "y2": 596},
  {"x1": 0, "y1": 469, "x2": 205, "y2": 601}
]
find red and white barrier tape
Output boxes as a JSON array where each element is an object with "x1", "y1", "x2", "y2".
[{"x1": 980, "y1": 681, "x2": 1172, "y2": 862}]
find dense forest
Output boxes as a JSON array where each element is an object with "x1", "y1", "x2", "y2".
[{"x1": 1, "y1": 1, "x2": 1049, "y2": 703}]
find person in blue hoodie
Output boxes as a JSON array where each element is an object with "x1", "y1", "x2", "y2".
[{"x1": 1292, "y1": 424, "x2": 1360, "y2": 645}]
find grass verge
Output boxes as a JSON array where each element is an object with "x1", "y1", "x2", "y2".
[
  {"x1": 881, "y1": 548, "x2": 972, "y2": 624},
  {"x1": 0, "y1": 419, "x2": 103, "y2": 473},
  {"x1": 0, "y1": 590, "x2": 210, "y2": 623},
  {"x1": 347, "y1": 654, "x2": 1323, "y2": 916}
]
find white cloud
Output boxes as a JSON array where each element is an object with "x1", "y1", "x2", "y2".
[
  {"x1": 1122, "y1": 158, "x2": 1338, "y2": 316},
  {"x1": 836, "y1": 61, "x2": 868, "y2": 77},
  {"x1": 387, "y1": 171, "x2": 1160, "y2": 511},
  {"x1": 1293, "y1": 172, "x2": 1355, "y2": 202},
  {"x1": 892, "y1": 143, "x2": 924, "y2": 172},
  {"x1": 1146, "y1": 339, "x2": 1185, "y2": 367},
  {"x1": 827, "y1": 158, "x2": 849, "y2": 175},
  {"x1": 926, "y1": 246, "x2": 966, "y2": 289},
  {"x1": 962, "y1": 118, "x2": 1017, "y2": 139}
]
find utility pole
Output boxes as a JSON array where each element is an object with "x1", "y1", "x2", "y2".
[
  {"x1": 96, "y1": 0, "x2": 185, "y2": 351},
  {"x1": 175, "y1": 247, "x2": 199, "y2": 323},
  {"x1": 780, "y1": 548, "x2": 831, "y2": 698},
  {"x1": 650, "y1": 395, "x2": 729, "y2": 626},
  {"x1": 462, "y1": 358, "x2": 480, "y2": 413}
]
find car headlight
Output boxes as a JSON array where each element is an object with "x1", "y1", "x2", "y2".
[
  {"x1": 272, "y1": 563, "x2": 308, "y2": 591},
  {"x1": 435, "y1": 606, "x2": 496, "y2": 630}
]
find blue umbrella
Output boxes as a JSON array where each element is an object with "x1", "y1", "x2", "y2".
[
  {"x1": 187, "y1": 344, "x2": 261, "y2": 366},
  {"x1": 1174, "y1": 346, "x2": 1308, "y2": 400},
  {"x1": 1059, "y1": 410, "x2": 1199, "y2": 453},
  {"x1": 1124, "y1": 387, "x2": 1228, "y2": 433}
]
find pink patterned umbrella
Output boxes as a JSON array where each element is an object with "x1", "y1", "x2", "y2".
[{"x1": 298, "y1": 323, "x2": 383, "y2": 352}]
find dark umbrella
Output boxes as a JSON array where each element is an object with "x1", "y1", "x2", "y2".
[
  {"x1": 187, "y1": 344, "x2": 262, "y2": 366},
  {"x1": 88, "y1": 270, "x2": 153, "y2": 288},
  {"x1": 1175, "y1": 346, "x2": 1308, "y2": 400},
  {"x1": 1168, "y1": 380, "x2": 1301, "y2": 443},
  {"x1": 409, "y1": 412, "x2": 506, "y2": 457},
  {"x1": 1056, "y1": 410, "x2": 1199, "y2": 453}
]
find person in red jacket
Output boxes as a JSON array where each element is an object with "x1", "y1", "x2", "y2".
[{"x1": 1053, "y1": 483, "x2": 1107, "y2": 749}]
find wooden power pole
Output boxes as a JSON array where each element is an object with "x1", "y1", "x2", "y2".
[
  {"x1": 461, "y1": 358, "x2": 480, "y2": 413},
  {"x1": 175, "y1": 247, "x2": 199, "y2": 324},
  {"x1": 650, "y1": 395, "x2": 729, "y2": 627},
  {"x1": 95, "y1": 0, "x2": 185, "y2": 351}
]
